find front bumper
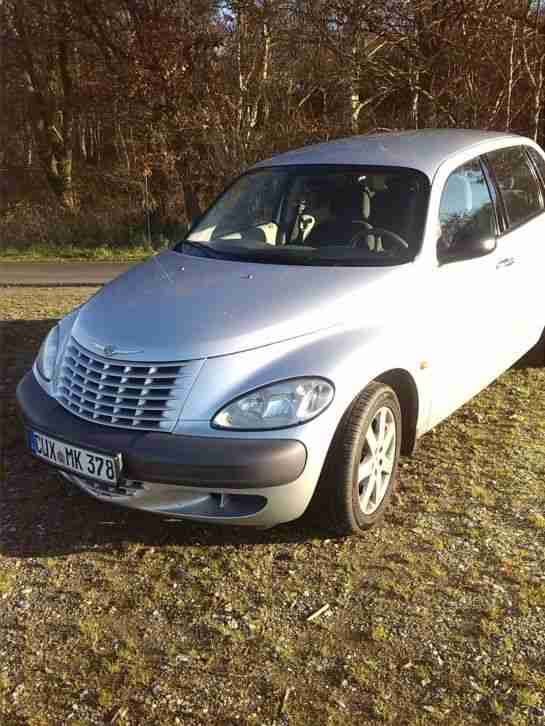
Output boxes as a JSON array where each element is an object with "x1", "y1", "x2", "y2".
[{"x1": 16, "y1": 372, "x2": 313, "y2": 527}]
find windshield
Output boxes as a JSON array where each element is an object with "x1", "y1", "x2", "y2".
[{"x1": 174, "y1": 165, "x2": 430, "y2": 266}]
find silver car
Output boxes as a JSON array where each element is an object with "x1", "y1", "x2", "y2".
[{"x1": 17, "y1": 130, "x2": 545, "y2": 534}]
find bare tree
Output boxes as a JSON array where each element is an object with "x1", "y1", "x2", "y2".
[
  {"x1": 3, "y1": 0, "x2": 545, "y2": 243},
  {"x1": 520, "y1": 0, "x2": 545, "y2": 141},
  {"x1": 3, "y1": 0, "x2": 79, "y2": 209}
]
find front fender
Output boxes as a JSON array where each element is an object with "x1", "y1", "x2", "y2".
[{"x1": 176, "y1": 322, "x2": 431, "y2": 438}]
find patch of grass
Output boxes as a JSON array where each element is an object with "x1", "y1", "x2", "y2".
[
  {"x1": 370, "y1": 623, "x2": 389, "y2": 642},
  {"x1": 0, "y1": 571, "x2": 15, "y2": 595},
  {"x1": 488, "y1": 697, "x2": 505, "y2": 718},
  {"x1": 0, "y1": 199, "x2": 182, "y2": 261},
  {"x1": 348, "y1": 656, "x2": 378, "y2": 687},
  {"x1": 527, "y1": 511, "x2": 545, "y2": 529},
  {"x1": 2, "y1": 287, "x2": 545, "y2": 725},
  {"x1": 414, "y1": 663, "x2": 432, "y2": 683},
  {"x1": 78, "y1": 617, "x2": 102, "y2": 652},
  {"x1": 0, "y1": 671, "x2": 10, "y2": 695},
  {"x1": 518, "y1": 581, "x2": 545, "y2": 609},
  {"x1": 1, "y1": 240, "x2": 159, "y2": 262},
  {"x1": 516, "y1": 687, "x2": 542, "y2": 708},
  {"x1": 97, "y1": 688, "x2": 115, "y2": 709},
  {"x1": 469, "y1": 483, "x2": 496, "y2": 506},
  {"x1": 371, "y1": 695, "x2": 397, "y2": 723},
  {"x1": 479, "y1": 616, "x2": 501, "y2": 638}
]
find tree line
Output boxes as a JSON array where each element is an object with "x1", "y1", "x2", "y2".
[{"x1": 1, "y1": 0, "x2": 545, "y2": 244}]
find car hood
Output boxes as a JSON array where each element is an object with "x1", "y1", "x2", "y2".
[{"x1": 72, "y1": 250, "x2": 409, "y2": 362}]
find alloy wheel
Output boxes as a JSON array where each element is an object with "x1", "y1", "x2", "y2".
[{"x1": 357, "y1": 406, "x2": 397, "y2": 515}]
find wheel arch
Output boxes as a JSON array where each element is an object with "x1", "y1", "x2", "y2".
[{"x1": 374, "y1": 368, "x2": 419, "y2": 456}]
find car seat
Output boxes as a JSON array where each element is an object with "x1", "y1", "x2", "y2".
[{"x1": 371, "y1": 176, "x2": 422, "y2": 248}]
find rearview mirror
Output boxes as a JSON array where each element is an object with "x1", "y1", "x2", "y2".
[{"x1": 438, "y1": 233, "x2": 496, "y2": 265}]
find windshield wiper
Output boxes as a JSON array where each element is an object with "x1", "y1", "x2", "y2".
[
  {"x1": 228, "y1": 249, "x2": 320, "y2": 265},
  {"x1": 176, "y1": 240, "x2": 409, "y2": 266}
]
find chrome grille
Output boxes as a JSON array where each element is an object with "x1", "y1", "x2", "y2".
[{"x1": 56, "y1": 338, "x2": 202, "y2": 432}]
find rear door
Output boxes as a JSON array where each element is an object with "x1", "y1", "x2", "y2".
[
  {"x1": 523, "y1": 146, "x2": 545, "y2": 343},
  {"x1": 483, "y1": 145, "x2": 545, "y2": 355}
]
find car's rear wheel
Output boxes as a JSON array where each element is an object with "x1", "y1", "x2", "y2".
[
  {"x1": 536, "y1": 328, "x2": 545, "y2": 366},
  {"x1": 524, "y1": 327, "x2": 545, "y2": 367},
  {"x1": 310, "y1": 382, "x2": 402, "y2": 536}
]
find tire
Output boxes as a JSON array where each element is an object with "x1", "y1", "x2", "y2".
[
  {"x1": 534, "y1": 328, "x2": 545, "y2": 366},
  {"x1": 310, "y1": 382, "x2": 402, "y2": 536},
  {"x1": 524, "y1": 327, "x2": 545, "y2": 367}
]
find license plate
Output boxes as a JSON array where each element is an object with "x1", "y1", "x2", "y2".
[{"x1": 28, "y1": 431, "x2": 121, "y2": 485}]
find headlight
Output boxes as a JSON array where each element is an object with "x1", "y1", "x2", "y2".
[
  {"x1": 36, "y1": 325, "x2": 60, "y2": 381},
  {"x1": 213, "y1": 378, "x2": 334, "y2": 430}
]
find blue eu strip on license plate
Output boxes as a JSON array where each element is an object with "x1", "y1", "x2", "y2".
[{"x1": 28, "y1": 430, "x2": 121, "y2": 484}]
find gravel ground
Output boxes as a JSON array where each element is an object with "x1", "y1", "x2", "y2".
[{"x1": 1, "y1": 287, "x2": 545, "y2": 726}]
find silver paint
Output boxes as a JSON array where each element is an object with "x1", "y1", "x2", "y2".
[
  {"x1": 253, "y1": 129, "x2": 522, "y2": 180},
  {"x1": 33, "y1": 129, "x2": 545, "y2": 528}
]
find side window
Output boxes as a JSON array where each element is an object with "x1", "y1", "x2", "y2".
[
  {"x1": 486, "y1": 146, "x2": 543, "y2": 228},
  {"x1": 438, "y1": 158, "x2": 496, "y2": 252},
  {"x1": 527, "y1": 147, "x2": 545, "y2": 187}
]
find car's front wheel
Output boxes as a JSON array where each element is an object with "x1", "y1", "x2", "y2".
[{"x1": 311, "y1": 382, "x2": 402, "y2": 536}]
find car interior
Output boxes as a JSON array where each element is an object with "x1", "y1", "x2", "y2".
[
  {"x1": 279, "y1": 172, "x2": 424, "y2": 253},
  {"x1": 188, "y1": 167, "x2": 430, "y2": 259}
]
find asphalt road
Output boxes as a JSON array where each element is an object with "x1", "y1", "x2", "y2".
[{"x1": 0, "y1": 261, "x2": 135, "y2": 287}]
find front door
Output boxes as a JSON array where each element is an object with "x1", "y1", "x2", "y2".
[{"x1": 428, "y1": 156, "x2": 512, "y2": 428}]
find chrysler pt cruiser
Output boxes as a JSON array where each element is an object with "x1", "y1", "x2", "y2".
[{"x1": 17, "y1": 130, "x2": 545, "y2": 535}]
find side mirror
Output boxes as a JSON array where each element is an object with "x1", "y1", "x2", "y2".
[{"x1": 438, "y1": 232, "x2": 496, "y2": 265}]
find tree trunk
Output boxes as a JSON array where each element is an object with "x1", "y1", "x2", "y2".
[
  {"x1": 349, "y1": 39, "x2": 361, "y2": 134},
  {"x1": 532, "y1": 58, "x2": 544, "y2": 141},
  {"x1": 44, "y1": 148, "x2": 75, "y2": 210},
  {"x1": 505, "y1": 21, "x2": 517, "y2": 130},
  {"x1": 182, "y1": 182, "x2": 201, "y2": 224},
  {"x1": 350, "y1": 86, "x2": 361, "y2": 134},
  {"x1": 14, "y1": 3, "x2": 78, "y2": 210},
  {"x1": 411, "y1": 69, "x2": 420, "y2": 129}
]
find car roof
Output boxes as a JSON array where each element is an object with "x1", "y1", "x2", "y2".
[{"x1": 252, "y1": 129, "x2": 527, "y2": 180}]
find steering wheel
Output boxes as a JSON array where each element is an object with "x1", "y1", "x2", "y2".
[{"x1": 350, "y1": 225, "x2": 409, "y2": 251}]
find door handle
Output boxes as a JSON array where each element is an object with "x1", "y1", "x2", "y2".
[{"x1": 496, "y1": 257, "x2": 516, "y2": 269}]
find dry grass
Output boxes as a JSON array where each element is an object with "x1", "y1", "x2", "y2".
[{"x1": 1, "y1": 286, "x2": 545, "y2": 725}]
